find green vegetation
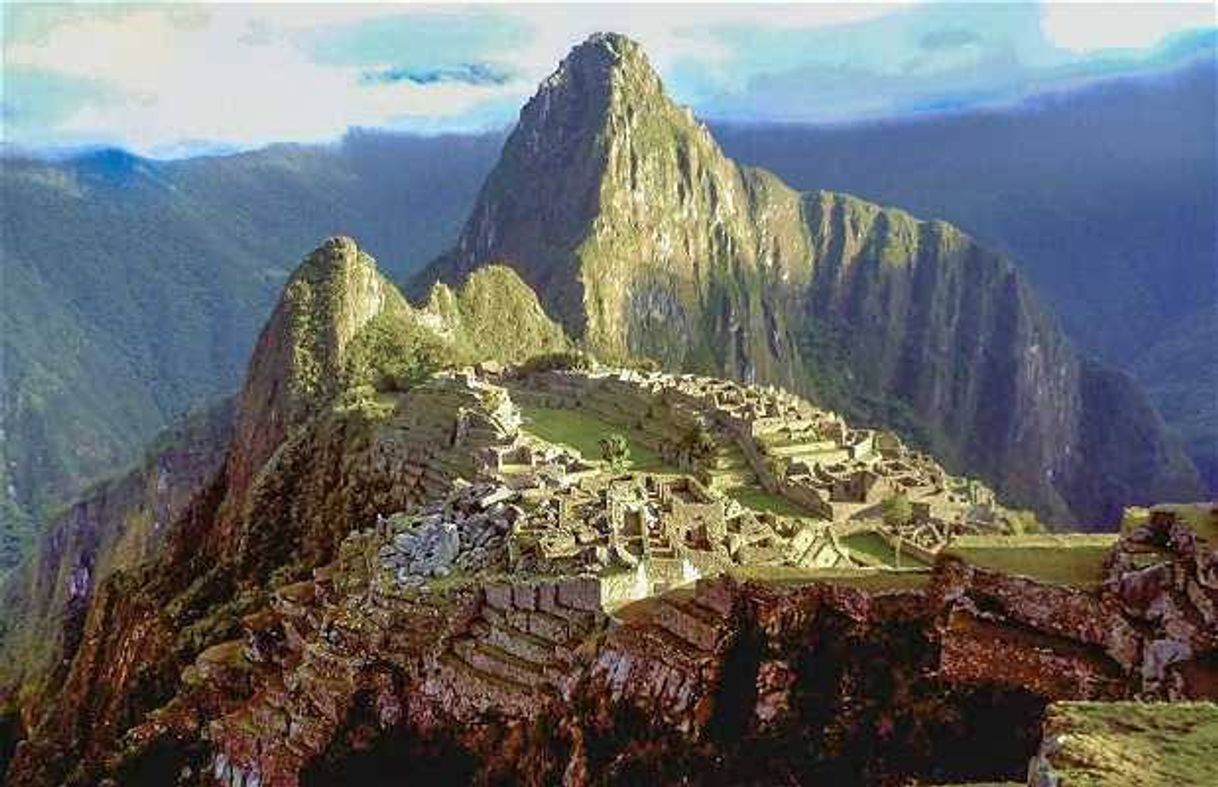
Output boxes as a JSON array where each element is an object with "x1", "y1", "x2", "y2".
[
  {"x1": 344, "y1": 300, "x2": 447, "y2": 394},
  {"x1": 599, "y1": 433, "x2": 631, "y2": 471},
  {"x1": 0, "y1": 134, "x2": 501, "y2": 570},
  {"x1": 519, "y1": 405, "x2": 671, "y2": 472},
  {"x1": 1037, "y1": 701, "x2": 1218, "y2": 786},
  {"x1": 881, "y1": 492, "x2": 913, "y2": 528},
  {"x1": 678, "y1": 425, "x2": 718, "y2": 464},
  {"x1": 724, "y1": 486, "x2": 812, "y2": 518},
  {"x1": 440, "y1": 265, "x2": 571, "y2": 364},
  {"x1": 281, "y1": 248, "x2": 570, "y2": 420},
  {"x1": 943, "y1": 534, "x2": 1118, "y2": 587},
  {"x1": 516, "y1": 350, "x2": 596, "y2": 375},
  {"x1": 841, "y1": 530, "x2": 930, "y2": 568}
]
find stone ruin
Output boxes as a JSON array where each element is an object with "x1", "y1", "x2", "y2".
[
  {"x1": 365, "y1": 364, "x2": 1021, "y2": 616},
  {"x1": 501, "y1": 367, "x2": 1018, "y2": 540},
  {"x1": 377, "y1": 481, "x2": 518, "y2": 587}
]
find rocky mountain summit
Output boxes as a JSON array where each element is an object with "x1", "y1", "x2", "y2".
[{"x1": 419, "y1": 32, "x2": 1201, "y2": 525}]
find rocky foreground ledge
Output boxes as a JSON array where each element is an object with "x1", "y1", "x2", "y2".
[{"x1": 7, "y1": 506, "x2": 1198, "y2": 786}]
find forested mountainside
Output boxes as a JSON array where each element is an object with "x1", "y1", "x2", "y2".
[
  {"x1": 714, "y1": 57, "x2": 1218, "y2": 489},
  {"x1": 0, "y1": 234, "x2": 572, "y2": 781},
  {"x1": 2, "y1": 232, "x2": 1213, "y2": 786},
  {"x1": 0, "y1": 134, "x2": 501, "y2": 564},
  {"x1": 418, "y1": 33, "x2": 1201, "y2": 524}
]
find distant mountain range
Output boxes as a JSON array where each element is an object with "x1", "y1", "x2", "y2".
[
  {"x1": 0, "y1": 134, "x2": 501, "y2": 563},
  {"x1": 2, "y1": 48, "x2": 1212, "y2": 565}
]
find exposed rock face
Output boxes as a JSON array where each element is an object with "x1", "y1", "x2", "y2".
[
  {"x1": 200, "y1": 239, "x2": 567, "y2": 570},
  {"x1": 0, "y1": 238, "x2": 569, "y2": 784},
  {"x1": 423, "y1": 33, "x2": 808, "y2": 388},
  {"x1": 418, "y1": 32, "x2": 1201, "y2": 524},
  {"x1": 229, "y1": 236, "x2": 390, "y2": 505},
  {"x1": 0, "y1": 400, "x2": 232, "y2": 711},
  {"x1": 9, "y1": 510, "x2": 1206, "y2": 786}
]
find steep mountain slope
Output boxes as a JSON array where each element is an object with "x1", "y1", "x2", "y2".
[
  {"x1": 1130, "y1": 306, "x2": 1218, "y2": 491},
  {"x1": 713, "y1": 58, "x2": 1218, "y2": 489},
  {"x1": 2, "y1": 229, "x2": 1213, "y2": 785},
  {"x1": 0, "y1": 399, "x2": 233, "y2": 712},
  {"x1": 0, "y1": 237, "x2": 568, "y2": 752},
  {"x1": 418, "y1": 33, "x2": 1201, "y2": 524},
  {"x1": 6, "y1": 57, "x2": 1211, "y2": 566},
  {"x1": 7, "y1": 52, "x2": 1212, "y2": 566},
  {"x1": 0, "y1": 135, "x2": 502, "y2": 566}
]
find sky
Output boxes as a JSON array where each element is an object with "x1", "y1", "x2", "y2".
[{"x1": 2, "y1": 1, "x2": 1215, "y2": 157}]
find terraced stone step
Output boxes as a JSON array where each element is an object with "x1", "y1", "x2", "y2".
[
  {"x1": 707, "y1": 452, "x2": 751, "y2": 470},
  {"x1": 770, "y1": 443, "x2": 849, "y2": 461},
  {"x1": 484, "y1": 621, "x2": 558, "y2": 665},
  {"x1": 543, "y1": 603, "x2": 600, "y2": 634},
  {"x1": 633, "y1": 621, "x2": 711, "y2": 663},
  {"x1": 707, "y1": 470, "x2": 756, "y2": 488},
  {"x1": 653, "y1": 597, "x2": 722, "y2": 651},
  {"x1": 437, "y1": 650, "x2": 532, "y2": 696},
  {"x1": 682, "y1": 583, "x2": 736, "y2": 618},
  {"x1": 454, "y1": 639, "x2": 546, "y2": 688},
  {"x1": 510, "y1": 607, "x2": 575, "y2": 643}
]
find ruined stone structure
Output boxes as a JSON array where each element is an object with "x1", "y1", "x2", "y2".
[
  {"x1": 501, "y1": 367, "x2": 1017, "y2": 549},
  {"x1": 5, "y1": 358, "x2": 1211, "y2": 786},
  {"x1": 353, "y1": 365, "x2": 1029, "y2": 612}
]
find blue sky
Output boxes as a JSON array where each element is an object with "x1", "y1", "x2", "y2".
[{"x1": 2, "y1": 2, "x2": 1214, "y2": 157}]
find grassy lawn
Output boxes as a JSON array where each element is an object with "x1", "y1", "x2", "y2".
[
  {"x1": 724, "y1": 485, "x2": 817, "y2": 518},
  {"x1": 840, "y1": 531, "x2": 929, "y2": 568},
  {"x1": 943, "y1": 534, "x2": 1117, "y2": 587},
  {"x1": 519, "y1": 404, "x2": 673, "y2": 472},
  {"x1": 1038, "y1": 701, "x2": 1218, "y2": 786}
]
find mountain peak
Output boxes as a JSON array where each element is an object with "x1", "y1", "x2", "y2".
[
  {"x1": 298, "y1": 234, "x2": 362, "y2": 275},
  {"x1": 418, "y1": 32, "x2": 718, "y2": 333},
  {"x1": 552, "y1": 32, "x2": 649, "y2": 84},
  {"x1": 229, "y1": 237, "x2": 391, "y2": 490},
  {"x1": 513, "y1": 32, "x2": 666, "y2": 154}
]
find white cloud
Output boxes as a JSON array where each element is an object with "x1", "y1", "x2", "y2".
[
  {"x1": 1040, "y1": 1, "x2": 1213, "y2": 53},
  {"x1": 6, "y1": 3, "x2": 927, "y2": 152},
  {"x1": 2, "y1": 2, "x2": 1213, "y2": 153},
  {"x1": 485, "y1": 3, "x2": 925, "y2": 88},
  {"x1": 5, "y1": 5, "x2": 517, "y2": 151}
]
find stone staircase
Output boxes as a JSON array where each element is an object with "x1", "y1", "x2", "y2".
[
  {"x1": 645, "y1": 531, "x2": 677, "y2": 560},
  {"x1": 428, "y1": 577, "x2": 606, "y2": 711},
  {"x1": 612, "y1": 582, "x2": 734, "y2": 668}
]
